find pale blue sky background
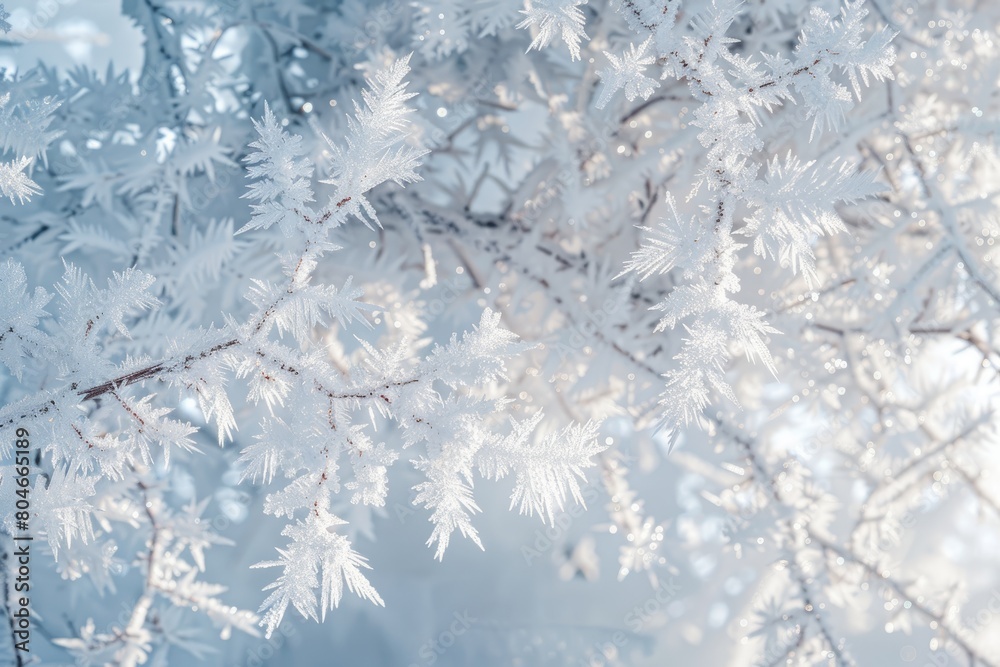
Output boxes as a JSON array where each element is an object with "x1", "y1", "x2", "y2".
[{"x1": 2, "y1": 0, "x2": 143, "y2": 74}]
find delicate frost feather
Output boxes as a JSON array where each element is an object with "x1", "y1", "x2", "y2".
[
  {"x1": 53, "y1": 262, "x2": 159, "y2": 343},
  {"x1": 654, "y1": 298, "x2": 779, "y2": 432},
  {"x1": 795, "y1": 0, "x2": 896, "y2": 138},
  {"x1": 0, "y1": 92, "x2": 64, "y2": 160},
  {"x1": 506, "y1": 420, "x2": 605, "y2": 524},
  {"x1": 517, "y1": 0, "x2": 589, "y2": 61},
  {"x1": 245, "y1": 275, "x2": 373, "y2": 343},
  {"x1": 0, "y1": 155, "x2": 42, "y2": 203},
  {"x1": 318, "y1": 54, "x2": 428, "y2": 228},
  {"x1": 239, "y1": 102, "x2": 315, "y2": 236},
  {"x1": 596, "y1": 38, "x2": 659, "y2": 109},
  {"x1": 22, "y1": 468, "x2": 96, "y2": 561},
  {"x1": 743, "y1": 152, "x2": 885, "y2": 283},
  {"x1": 346, "y1": 440, "x2": 398, "y2": 506},
  {"x1": 0, "y1": 259, "x2": 53, "y2": 380},
  {"x1": 252, "y1": 510, "x2": 382, "y2": 638},
  {"x1": 620, "y1": 193, "x2": 711, "y2": 280},
  {"x1": 413, "y1": 457, "x2": 485, "y2": 560},
  {"x1": 425, "y1": 308, "x2": 531, "y2": 387}
]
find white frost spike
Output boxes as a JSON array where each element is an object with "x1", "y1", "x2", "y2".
[
  {"x1": 346, "y1": 440, "x2": 398, "y2": 506},
  {"x1": 245, "y1": 276, "x2": 373, "y2": 343},
  {"x1": 319, "y1": 53, "x2": 428, "y2": 228},
  {"x1": 0, "y1": 92, "x2": 64, "y2": 161},
  {"x1": 517, "y1": 0, "x2": 589, "y2": 61},
  {"x1": 620, "y1": 193, "x2": 711, "y2": 280},
  {"x1": 743, "y1": 152, "x2": 885, "y2": 284},
  {"x1": 0, "y1": 156, "x2": 42, "y2": 203},
  {"x1": 507, "y1": 420, "x2": 605, "y2": 524},
  {"x1": 53, "y1": 262, "x2": 159, "y2": 342},
  {"x1": 424, "y1": 308, "x2": 531, "y2": 388},
  {"x1": 0, "y1": 259, "x2": 53, "y2": 380},
  {"x1": 413, "y1": 458, "x2": 485, "y2": 560},
  {"x1": 596, "y1": 37, "x2": 659, "y2": 109},
  {"x1": 240, "y1": 102, "x2": 315, "y2": 236},
  {"x1": 22, "y1": 468, "x2": 97, "y2": 561},
  {"x1": 252, "y1": 509, "x2": 382, "y2": 638},
  {"x1": 796, "y1": 0, "x2": 896, "y2": 138}
]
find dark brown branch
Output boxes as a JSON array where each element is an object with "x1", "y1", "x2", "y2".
[{"x1": 78, "y1": 339, "x2": 239, "y2": 402}]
